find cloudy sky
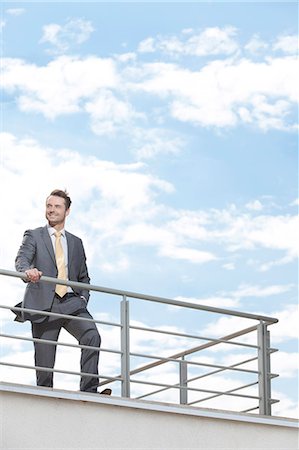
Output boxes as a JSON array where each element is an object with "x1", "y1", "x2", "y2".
[{"x1": 0, "y1": 1, "x2": 298, "y2": 418}]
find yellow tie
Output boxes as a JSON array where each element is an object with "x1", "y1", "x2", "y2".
[{"x1": 54, "y1": 231, "x2": 67, "y2": 297}]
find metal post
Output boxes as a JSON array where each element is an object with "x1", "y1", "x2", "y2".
[
  {"x1": 120, "y1": 296, "x2": 130, "y2": 398},
  {"x1": 257, "y1": 321, "x2": 272, "y2": 415},
  {"x1": 179, "y1": 356, "x2": 188, "y2": 405}
]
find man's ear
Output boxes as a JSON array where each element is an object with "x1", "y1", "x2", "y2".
[{"x1": 66, "y1": 208, "x2": 70, "y2": 217}]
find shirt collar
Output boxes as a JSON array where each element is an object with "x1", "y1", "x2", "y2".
[{"x1": 47, "y1": 225, "x2": 65, "y2": 238}]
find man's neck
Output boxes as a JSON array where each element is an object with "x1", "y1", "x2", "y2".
[{"x1": 48, "y1": 222, "x2": 65, "y2": 232}]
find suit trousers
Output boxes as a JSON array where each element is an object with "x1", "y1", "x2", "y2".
[{"x1": 31, "y1": 294, "x2": 101, "y2": 392}]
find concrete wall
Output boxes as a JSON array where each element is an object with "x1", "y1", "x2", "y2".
[{"x1": 1, "y1": 384, "x2": 298, "y2": 450}]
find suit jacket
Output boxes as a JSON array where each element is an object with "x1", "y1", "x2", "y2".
[{"x1": 14, "y1": 226, "x2": 90, "y2": 322}]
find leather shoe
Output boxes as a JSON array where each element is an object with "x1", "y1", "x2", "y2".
[{"x1": 99, "y1": 388, "x2": 112, "y2": 395}]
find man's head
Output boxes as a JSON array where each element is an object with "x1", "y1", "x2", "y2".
[{"x1": 45, "y1": 189, "x2": 71, "y2": 229}]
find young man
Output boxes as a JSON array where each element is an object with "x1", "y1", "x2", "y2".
[{"x1": 15, "y1": 189, "x2": 111, "y2": 395}]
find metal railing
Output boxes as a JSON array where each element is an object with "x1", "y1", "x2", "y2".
[{"x1": 0, "y1": 268, "x2": 279, "y2": 415}]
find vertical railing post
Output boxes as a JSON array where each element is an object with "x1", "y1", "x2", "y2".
[
  {"x1": 257, "y1": 321, "x2": 272, "y2": 415},
  {"x1": 121, "y1": 296, "x2": 130, "y2": 398},
  {"x1": 179, "y1": 356, "x2": 188, "y2": 405}
]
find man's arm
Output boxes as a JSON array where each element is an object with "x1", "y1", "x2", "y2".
[
  {"x1": 77, "y1": 240, "x2": 90, "y2": 302},
  {"x1": 15, "y1": 230, "x2": 42, "y2": 283}
]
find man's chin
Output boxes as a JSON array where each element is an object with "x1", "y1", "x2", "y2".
[{"x1": 47, "y1": 218, "x2": 58, "y2": 226}]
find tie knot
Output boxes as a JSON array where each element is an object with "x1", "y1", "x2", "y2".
[{"x1": 54, "y1": 231, "x2": 62, "y2": 238}]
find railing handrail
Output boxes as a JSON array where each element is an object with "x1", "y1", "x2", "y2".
[{"x1": 0, "y1": 268, "x2": 278, "y2": 324}]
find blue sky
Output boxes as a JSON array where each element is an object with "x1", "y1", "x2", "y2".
[{"x1": 0, "y1": 1, "x2": 298, "y2": 418}]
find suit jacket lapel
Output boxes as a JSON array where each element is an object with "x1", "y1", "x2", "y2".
[{"x1": 41, "y1": 226, "x2": 56, "y2": 264}]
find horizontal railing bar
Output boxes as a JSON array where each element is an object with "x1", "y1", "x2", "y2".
[
  {"x1": 241, "y1": 406, "x2": 259, "y2": 413},
  {"x1": 130, "y1": 325, "x2": 259, "y2": 349},
  {"x1": 130, "y1": 351, "x2": 259, "y2": 374},
  {"x1": 188, "y1": 381, "x2": 259, "y2": 406},
  {"x1": 187, "y1": 372, "x2": 277, "y2": 406},
  {"x1": 186, "y1": 357, "x2": 258, "y2": 381},
  {"x1": 135, "y1": 357, "x2": 258, "y2": 400},
  {"x1": 0, "y1": 304, "x2": 121, "y2": 328},
  {"x1": 3, "y1": 332, "x2": 263, "y2": 383},
  {"x1": 0, "y1": 333, "x2": 121, "y2": 355},
  {"x1": 130, "y1": 378, "x2": 260, "y2": 400},
  {"x1": 270, "y1": 373, "x2": 279, "y2": 379},
  {"x1": 192, "y1": 356, "x2": 258, "y2": 375},
  {"x1": 0, "y1": 361, "x2": 122, "y2": 383},
  {"x1": 124, "y1": 325, "x2": 260, "y2": 380},
  {"x1": 1, "y1": 315, "x2": 260, "y2": 376},
  {"x1": 98, "y1": 325, "x2": 261, "y2": 391},
  {"x1": 0, "y1": 269, "x2": 278, "y2": 323},
  {"x1": 241, "y1": 398, "x2": 280, "y2": 414}
]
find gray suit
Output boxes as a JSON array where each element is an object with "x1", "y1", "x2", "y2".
[{"x1": 15, "y1": 226, "x2": 101, "y2": 392}]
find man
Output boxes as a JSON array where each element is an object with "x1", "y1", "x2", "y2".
[{"x1": 14, "y1": 189, "x2": 111, "y2": 395}]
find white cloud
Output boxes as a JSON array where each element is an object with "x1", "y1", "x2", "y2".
[
  {"x1": 271, "y1": 391, "x2": 299, "y2": 419},
  {"x1": 40, "y1": 18, "x2": 94, "y2": 54},
  {"x1": 116, "y1": 52, "x2": 137, "y2": 63},
  {"x1": 273, "y1": 34, "x2": 299, "y2": 55},
  {"x1": 138, "y1": 37, "x2": 155, "y2": 53},
  {"x1": 245, "y1": 200, "x2": 263, "y2": 211},
  {"x1": 271, "y1": 351, "x2": 299, "y2": 379},
  {"x1": 122, "y1": 221, "x2": 216, "y2": 264},
  {"x1": 1, "y1": 132, "x2": 297, "y2": 270},
  {"x1": 160, "y1": 246, "x2": 216, "y2": 264},
  {"x1": 211, "y1": 210, "x2": 298, "y2": 265},
  {"x1": 175, "y1": 295, "x2": 239, "y2": 309},
  {"x1": 138, "y1": 26, "x2": 239, "y2": 57},
  {"x1": 132, "y1": 128, "x2": 185, "y2": 159},
  {"x1": 232, "y1": 283, "x2": 294, "y2": 299},
  {"x1": 290, "y1": 198, "x2": 299, "y2": 206},
  {"x1": 175, "y1": 283, "x2": 293, "y2": 310},
  {"x1": 99, "y1": 255, "x2": 130, "y2": 273},
  {"x1": 5, "y1": 8, "x2": 25, "y2": 16},
  {"x1": 245, "y1": 215, "x2": 299, "y2": 257},
  {"x1": 133, "y1": 56, "x2": 298, "y2": 130},
  {"x1": 200, "y1": 303, "x2": 298, "y2": 347},
  {"x1": 183, "y1": 26, "x2": 239, "y2": 57},
  {"x1": 122, "y1": 223, "x2": 176, "y2": 248},
  {"x1": 259, "y1": 254, "x2": 295, "y2": 272},
  {"x1": 166, "y1": 211, "x2": 210, "y2": 241},
  {"x1": 165, "y1": 208, "x2": 298, "y2": 267},
  {"x1": 0, "y1": 132, "x2": 174, "y2": 272},
  {"x1": 222, "y1": 263, "x2": 235, "y2": 271},
  {"x1": 85, "y1": 89, "x2": 141, "y2": 135},
  {"x1": 2, "y1": 56, "x2": 118, "y2": 119},
  {"x1": 1, "y1": 351, "x2": 36, "y2": 386},
  {"x1": 270, "y1": 304, "x2": 299, "y2": 344},
  {"x1": 245, "y1": 34, "x2": 268, "y2": 54},
  {"x1": 2, "y1": 31, "x2": 297, "y2": 133}
]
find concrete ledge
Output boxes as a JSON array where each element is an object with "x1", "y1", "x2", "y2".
[
  {"x1": 0, "y1": 381, "x2": 297, "y2": 428},
  {"x1": 1, "y1": 382, "x2": 298, "y2": 449}
]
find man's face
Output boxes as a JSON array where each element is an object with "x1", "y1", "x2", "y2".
[{"x1": 45, "y1": 195, "x2": 70, "y2": 227}]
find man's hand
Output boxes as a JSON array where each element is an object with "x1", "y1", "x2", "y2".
[{"x1": 25, "y1": 268, "x2": 43, "y2": 283}]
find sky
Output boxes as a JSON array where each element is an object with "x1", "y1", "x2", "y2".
[{"x1": 0, "y1": 1, "x2": 298, "y2": 419}]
